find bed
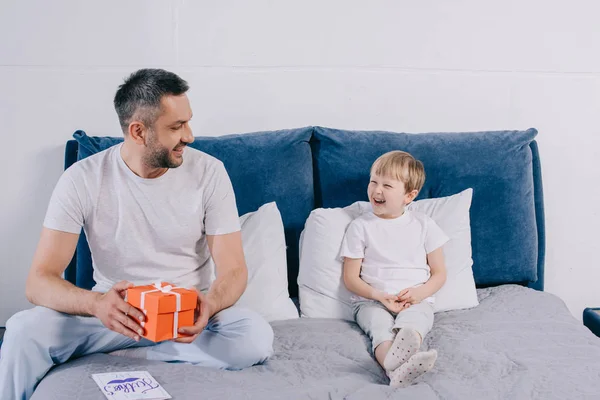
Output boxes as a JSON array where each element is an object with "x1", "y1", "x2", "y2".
[{"x1": 29, "y1": 126, "x2": 600, "y2": 399}]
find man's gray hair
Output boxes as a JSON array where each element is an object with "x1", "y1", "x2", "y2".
[{"x1": 114, "y1": 68, "x2": 189, "y2": 133}]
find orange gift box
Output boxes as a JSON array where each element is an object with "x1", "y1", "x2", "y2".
[{"x1": 127, "y1": 282, "x2": 198, "y2": 342}]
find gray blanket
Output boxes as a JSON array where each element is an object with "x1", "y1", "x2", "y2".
[{"x1": 32, "y1": 285, "x2": 600, "y2": 399}]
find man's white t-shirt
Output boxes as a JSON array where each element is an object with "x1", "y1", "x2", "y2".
[
  {"x1": 339, "y1": 210, "x2": 449, "y2": 304},
  {"x1": 43, "y1": 144, "x2": 241, "y2": 293}
]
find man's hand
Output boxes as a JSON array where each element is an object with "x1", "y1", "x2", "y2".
[
  {"x1": 92, "y1": 280, "x2": 145, "y2": 341},
  {"x1": 175, "y1": 290, "x2": 215, "y2": 343},
  {"x1": 398, "y1": 286, "x2": 427, "y2": 305},
  {"x1": 377, "y1": 292, "x2": 411, "y2": 313}
]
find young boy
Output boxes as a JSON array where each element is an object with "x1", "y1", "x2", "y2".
[{"x1": 340, "y1": 150, "x2": 449, "y2": 388}]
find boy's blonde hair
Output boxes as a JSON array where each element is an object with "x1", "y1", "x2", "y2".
[{"x1": 371, "y1": 150, "x2": 425, "y2": 193}]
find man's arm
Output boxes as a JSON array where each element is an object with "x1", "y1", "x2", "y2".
[
  {"x1": 26, "y1": 227, "x2": 145, "y2": 340},
  {"x1": 26, "y1": 227, "x2": 97, "y2": 315},
  {"x1": 176, "y1": 230, "x2": 247, "y2": 343},
  {"x1": 205, "y1": 230, "x2": 248, "y2": 315}
]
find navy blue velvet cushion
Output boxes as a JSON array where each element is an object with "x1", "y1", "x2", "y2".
[
  {"x1": 312, "y1": 127, "x2": 539, "y2": 286},
  {"x1": 71, "y1": 128, "x2": 314, "y2": 297}
]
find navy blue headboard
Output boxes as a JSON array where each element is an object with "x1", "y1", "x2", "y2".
[
  {"x1": 311, "y1": 127, "x2": 544, "y2": 290},
  {"x1": 63, "y1": 127, "x2": 545, "y2": 294},
  {"x1": 529, "y1": 140, "x2": 545, "y2": 291}
]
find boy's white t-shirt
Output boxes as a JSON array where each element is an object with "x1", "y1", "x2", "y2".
[
  {"x1": 339, "y1": 210, "x2": 449, "y2": 304},
  {"x1": 43, "y1": 144, "x2": 241, "y2": 293}
]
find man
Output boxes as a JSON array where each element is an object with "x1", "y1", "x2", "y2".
[{"x1": 0, "y1": 69, "x2": 274, "y2": 400}]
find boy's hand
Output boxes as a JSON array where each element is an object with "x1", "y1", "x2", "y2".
[
  {"x1": 398, "y1": 287, "x2": 426, "y2": 305},
  {"x1": 378, "y1": 293, "x2": 411, "y2": 313}
]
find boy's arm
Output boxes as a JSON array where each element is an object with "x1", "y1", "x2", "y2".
[
  {"x1": 399, "y1": 247, "x2": 447, "y2": 303},
  {"x1": 343, "y1": 257, "x2": 385, "y2": 302}
]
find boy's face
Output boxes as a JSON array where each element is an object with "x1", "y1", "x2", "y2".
[{"x1": 368, "y1": 173, "x2": 418, "y2": 219}]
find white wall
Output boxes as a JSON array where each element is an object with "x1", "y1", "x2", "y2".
[{"x1": 1, "y1": 0, "x2": 599, "y2": 325}]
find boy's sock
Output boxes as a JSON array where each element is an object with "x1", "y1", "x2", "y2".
[
  {"x1": 383, "y1": 327, "x2": 421, "y2": 371},
  {"x1": 388, "y1": 349, "x2": 437, "y2": 388}
]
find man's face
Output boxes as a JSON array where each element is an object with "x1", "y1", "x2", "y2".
[
  {"x1": 144, "y1": 94, "x2": 194, "y2": 169},
  {"x1": 367, "y1": 173, "x2": 412, "y2": 219}
]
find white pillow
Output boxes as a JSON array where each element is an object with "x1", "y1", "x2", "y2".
[
  {"x1": 298, "y1": 189, "x2": 478, "y2": 319},
  {"x1": 407, "y1": 189, "x2": 478, "y2": 313},
  {"x1": 297, "y1": 203, "x2": 362, "y2": 320},
  {"x1": 230, "y1": 202, "x2": 299, "y2": 321}
]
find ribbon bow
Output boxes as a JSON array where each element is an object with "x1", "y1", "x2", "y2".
[
  {"x1": 154, "y1": 281, "x2": 173, "y2": 293},
  {"x1": 139, "y1": 281, "x2": 182, "y2": 339}
]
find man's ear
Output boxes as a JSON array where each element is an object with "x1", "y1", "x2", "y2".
[
  {"x1": 405, "y1": 190, "x2": 419, "y2": 204},
  {"x1": 127, "y1": 121, "x2": 148, "y2": 145}
]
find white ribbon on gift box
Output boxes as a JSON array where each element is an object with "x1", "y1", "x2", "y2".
[{"x1": 139, "y1": 281, "x2": 182, "y2": 339}]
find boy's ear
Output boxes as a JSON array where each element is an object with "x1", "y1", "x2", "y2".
[{"x1": 405, "y1": 190, "x2": 419, "y2": 204}]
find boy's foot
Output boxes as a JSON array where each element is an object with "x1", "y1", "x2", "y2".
[
  {"x1": 383, "y1": 328, "x2": 421, "y2": 371},
  {"x1": 388, "y1": 349, "x2": 437, "y2": 388}
]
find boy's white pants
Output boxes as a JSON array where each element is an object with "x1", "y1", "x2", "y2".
[{"x1": 353, "y1": 300, "x2": 434, "y2": 353}]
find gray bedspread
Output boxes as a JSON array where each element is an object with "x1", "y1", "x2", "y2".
[{"x1": 32, "y1": 285, "x2": 600, "y2": 399}]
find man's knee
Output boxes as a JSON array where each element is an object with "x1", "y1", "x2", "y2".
[
  {"x1": 5, "y1": 307, "x2": 65, "y2": 348},
  {"x1": 242, "y1": 310, "x2": 274, "y2": 360},
  {"x1": 217, "y1": 308, "x2": 274, "y2": 369}
]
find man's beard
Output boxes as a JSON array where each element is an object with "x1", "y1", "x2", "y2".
[{"x1": 144, "y1": 132, "x2": 185, "y2": 169}]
